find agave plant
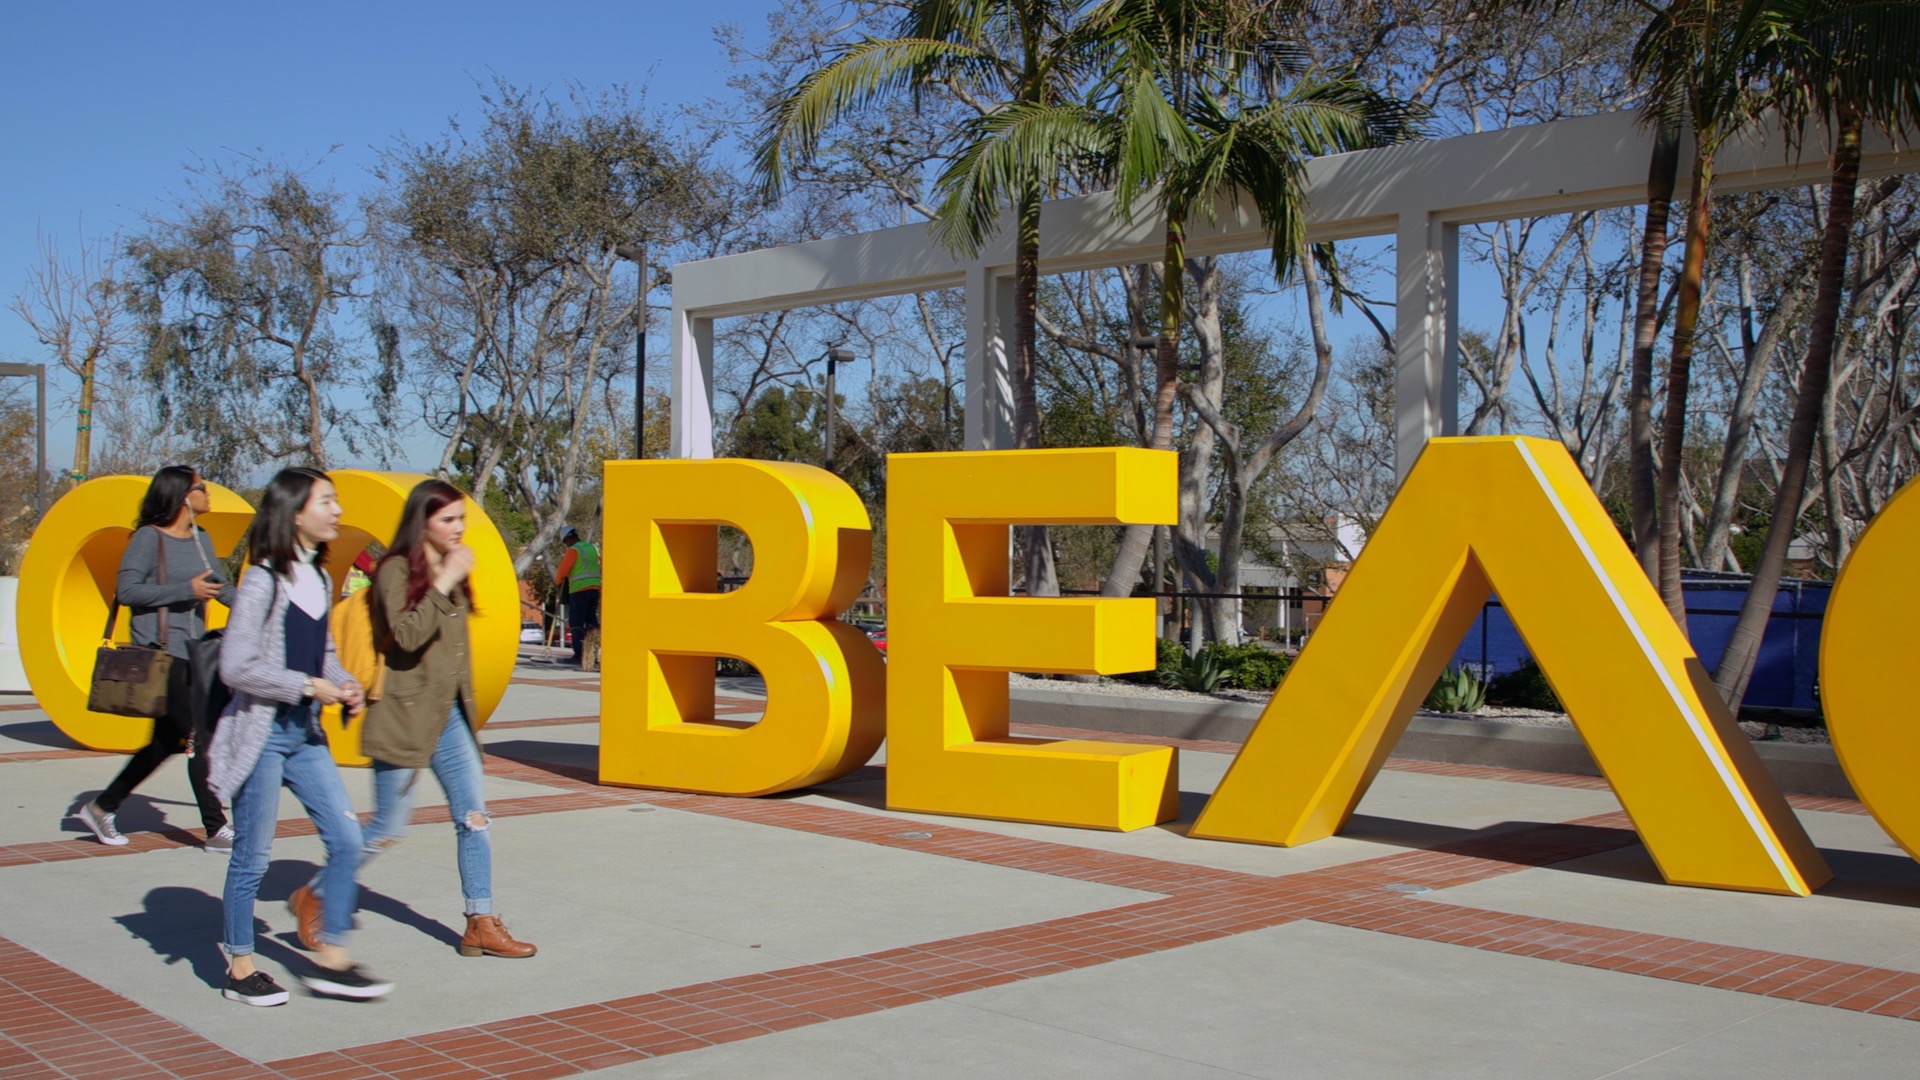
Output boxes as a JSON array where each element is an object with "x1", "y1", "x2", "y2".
[
  {"x1": 1424, "y1": 664, "x2": 1488, "y2": 714},
  {"x1": 1160, "y1": 647, "x2": 1225, "y2": 693}
]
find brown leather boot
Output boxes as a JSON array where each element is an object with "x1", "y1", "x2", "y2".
[
  {"x1": 288, "y1": 885, "x2": 323, "y2": 952},
  {"x1": 459, "y1": 914, "x2": 537, "y2": 958}
]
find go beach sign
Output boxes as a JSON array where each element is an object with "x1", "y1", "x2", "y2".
[{"x1": 16, "y1": 437, "x2": 1918, "y2": 899}]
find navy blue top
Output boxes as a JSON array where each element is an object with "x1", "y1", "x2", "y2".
[{"x1": 282, "y1": 599, "x2": 327, "y2": 678}]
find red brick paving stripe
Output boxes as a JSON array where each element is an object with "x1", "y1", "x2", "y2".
[
  {"x1": 281, "y1": 826, "x2": 1920, "y2": 1078},
  {"x1": 1787, "y1": 793, "x2": 1872, "y2": 816},
  {"x1": 0, "y1": 702, "x2": 41, "y2": 712},
  {"x1": 264, "y1": 895, "x2": 1277, "y2": 1079},
  {"x1": 1, "y1": 720, "x2": 1907, "y2": 1077},
  {"x1": 1311, "y1": 893, "x2": 1920, "y2": 1018},
  {"x1": 0, "y1": 935, "x2": 256, "y2": 1078},
  {"x1": 0, "y1": 746, "x2": 115, "y2": 764},
  {"x1": 0, "y1": 786, "x2": 644, "y2": 868},
  {"x1": 476, "y1": 716, "x2": 598, "y2": 731}
]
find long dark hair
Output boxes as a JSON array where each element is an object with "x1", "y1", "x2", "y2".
[
  {"x1": 380, "y1": 478, "x2": 472, "y2": 611},
  {"x1": 135, "y1": 465, "x2": 198, "y2": 529},
  {"x1": 247, "y1": 467, "x2": 333, "y2": 579}
]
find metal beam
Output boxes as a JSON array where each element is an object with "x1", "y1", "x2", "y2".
[{"x1": 668, "y1": 109, "x2": 1918, "y2": 463}]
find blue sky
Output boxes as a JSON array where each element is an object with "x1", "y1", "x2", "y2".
[{"x1": 1, "y1": 0, "x2": 784, "y2": 467}]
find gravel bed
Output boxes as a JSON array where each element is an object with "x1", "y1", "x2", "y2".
[{"x1": 1008, "y1": 673, "x2": 1830, "y2": 745}]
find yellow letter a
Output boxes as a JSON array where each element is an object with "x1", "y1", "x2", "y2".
[
  {"x1": 599, "y1": 459, "x2": 885, "y2": 796},
  {"x1": 1191, "y1": 437, "x2": 1829, "y2": 896}
]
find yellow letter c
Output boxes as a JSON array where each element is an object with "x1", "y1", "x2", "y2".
[{"x1": 16, "y1": 476, "x2": 253, "y2": 751}]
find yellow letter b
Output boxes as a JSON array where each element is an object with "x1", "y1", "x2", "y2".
[{"x1": 598, "y1": 459, "x2": 885, "y2": 795}]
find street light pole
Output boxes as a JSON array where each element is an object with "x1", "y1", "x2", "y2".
[
  {"x1": 614, "y1": 244, "x2": 648, "y2": 458},
  {"x1": 823, "y1": 346, "x2": 856, "y2": 472}
]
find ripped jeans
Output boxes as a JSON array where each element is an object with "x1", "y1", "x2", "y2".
[
  {"x1": 365, "y1": 703, "x2": 493, "y2": 916},
  {"x1": 226, "y1": 707, "x2": 362, "y2": 953}
]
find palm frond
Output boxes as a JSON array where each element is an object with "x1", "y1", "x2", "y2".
[
  {"x1": 751, "y1": 36, "x2": 993, "y2": 196},
  {"x1": 929, "y1": 101, "x2": 1112, "y2": 257},
  {"x1": 1757, "y1": 0, "x2": 1920, "y2": 147},
  {"x1": 1110, "y1": 68, "x2": 1202, "y2": 219}
]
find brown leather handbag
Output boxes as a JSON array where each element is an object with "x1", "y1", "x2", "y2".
[{"x1": 87, "y1": 529, "x2": 174, "y2": 719}]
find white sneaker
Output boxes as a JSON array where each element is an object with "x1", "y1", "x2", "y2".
[
  {"x1": 205, "y1": 825, "x2": 236, "y2": 855},
  {"x1": 78, "y1": 802, "x2": 129, "y2": 846}
]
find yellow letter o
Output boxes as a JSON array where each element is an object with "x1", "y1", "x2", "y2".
[
  {"x1": 318, "y1": 471, "x2": 520, "y2": 764},
  {"x1": 1822, "y1": 476, "x2": 1920, "y2": 861}
]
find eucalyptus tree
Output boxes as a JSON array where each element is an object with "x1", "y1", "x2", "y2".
[
  {"x1": 1088, "y1": 0, "x2": 1424, "y2": 628},
  {"x1": 11, "y1": 231, "x2": 135, "y2": 483},
  {"x1": 753, "y1": 0, "x2": 1114, "y2": 595},
  {"x1": 1714, "y1": 0, "x2": 1920, "y2": 708},
  {"x1": 375, "y1": 82, "x2": 732, "y2": 572},
  {"x1": 126, "y1": 161, "x2": 376, "y2": 480}
]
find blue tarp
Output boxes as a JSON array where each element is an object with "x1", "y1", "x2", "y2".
[{"x1": 1448, "y1": 574, "x2": 1830, "y2": 711}]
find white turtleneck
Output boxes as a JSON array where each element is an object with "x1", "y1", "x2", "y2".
[{"x1": 284, "y1": 544, "x2": 328, "y2": 619}]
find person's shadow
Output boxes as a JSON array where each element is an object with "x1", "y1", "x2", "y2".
[
  {"x1": 63, "y1": 792, "x2": 203, "y2": 846},
  {"x1": 114, "y1": 861, "x2": 461, "y2": 990}
]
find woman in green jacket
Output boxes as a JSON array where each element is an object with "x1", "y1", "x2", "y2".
[{"x1": 287, "y1": 479, "x2": 535, "y2": 958}]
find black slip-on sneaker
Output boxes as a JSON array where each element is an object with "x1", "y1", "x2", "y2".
[
  {"x1": 223, "y1": 970, "x2": 290, "y2": 1007},
  {"x1": 301, "y1": 963, "x2": 393, "y2": 1000}
]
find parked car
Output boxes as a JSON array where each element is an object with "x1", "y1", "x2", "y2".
[{"x1": 520, "y1": 621, "x2": 544, "y2": 645}]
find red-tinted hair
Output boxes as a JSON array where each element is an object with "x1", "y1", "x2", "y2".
[{"x1": 379, "y1": 479, "x2": 474, "y2": 612}]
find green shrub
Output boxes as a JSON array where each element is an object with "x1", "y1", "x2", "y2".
[
  {"x1": 1121, "y1": 638, "x2": 1292, "y2": 693},
  {"x1": 1160, "y1": 647, "x2": 1225, "y2": 692},
  {"x1": 1206, "y1": 642, "x2": 1291, "y2": 690},
  {"x1": 1423, "y1": 664, "x2": 1488, "y2": 713},
  {"x1": 1487, "y1": 658, "x2": 1562, "y2": 711}
]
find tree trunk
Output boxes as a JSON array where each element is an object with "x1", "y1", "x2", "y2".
[
  {"x1": 1657, "y1": 147, "x2": 1715, "y2": 631},
  {"x1": 73, "y1": 345, "x2": 99, "y2": 482},
  {"x1": 1012, "y1": 183, "x2": 1059, "y2": 598},
  {"x1": 1182, "y1": 260, "x2": 1234, "y2": 645},
  {"x1": 1103, "y1": 218, "x2": 1188, "y2": 598},
  {"x1": 1714, "y1": 111, "x2": 1862, "y2": 710},
  {"x1": 1702, "y1": 260, "x2": 1805, "y2": 572},
  {"x1": 1629, "y1": 126, "x2": 1681, "y2": 582}
]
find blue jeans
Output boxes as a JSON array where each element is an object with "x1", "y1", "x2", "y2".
[
  {"x1": 363, "y1": 704, "x2": 493, "y2": 916},
  {"x1": 224, "y1": 708, "x2": 362, "y2": 953}
]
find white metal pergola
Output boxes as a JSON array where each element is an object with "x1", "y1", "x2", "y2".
[{"x1": 667, "y1": 109, "x2": 1914, "y2": 477}]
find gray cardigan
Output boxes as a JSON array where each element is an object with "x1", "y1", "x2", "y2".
[
  {"x1": 206, "y1": 563, "x2": 356, "y2": 801},
  {"x1": 116, "y1": 526, "x2": 237, "y2": 660}
]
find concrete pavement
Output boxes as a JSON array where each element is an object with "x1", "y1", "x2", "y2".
[{"x1": 3, "y1": 663, "x2": 1919, "y2": 1078}]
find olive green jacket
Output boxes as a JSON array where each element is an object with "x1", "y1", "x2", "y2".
[{"x1": 359, "y1": 558, "x2": 479, "y2": 768}]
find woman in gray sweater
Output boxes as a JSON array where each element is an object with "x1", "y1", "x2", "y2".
[{"x1": 75, "y1": 466, "x2": 236, "y2": 850}]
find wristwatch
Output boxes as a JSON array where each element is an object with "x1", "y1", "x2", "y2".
[{"x1": 302, "y1": 677, "x2": 315, "y2": 700}]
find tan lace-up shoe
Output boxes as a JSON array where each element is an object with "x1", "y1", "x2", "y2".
[
  {"x1": 459, "y1": 914, "x2": 537, "y2": 958},
  {"x1": 288, "y1": 884, "x2": 324, "y2": 951}
]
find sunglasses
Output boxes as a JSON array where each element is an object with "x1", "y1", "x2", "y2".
[{"x1": 188, "y1": 483, "x2": 207, "y2": 493}]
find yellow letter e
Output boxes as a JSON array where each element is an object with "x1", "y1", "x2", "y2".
[{"x1": 886, "y1": 448, "x2": 1178, "y2": 831}]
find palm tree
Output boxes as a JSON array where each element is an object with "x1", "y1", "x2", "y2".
[
  {"x1": 753, "y1": 0, "x2": 1111, "y2": 596},
  {"x1": 1624, "y1": 125, "x2": 1683, "y2": 583},
  {"x1": 1713, "y1": 0, "x2": 1920, "y2": 709},
  {"x1": 1632, "y1": 0, "x2": 1789, "y2": 629},
  {"x1": 1083, "y1": 0, "x2": 1424, "y2": 615}
]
